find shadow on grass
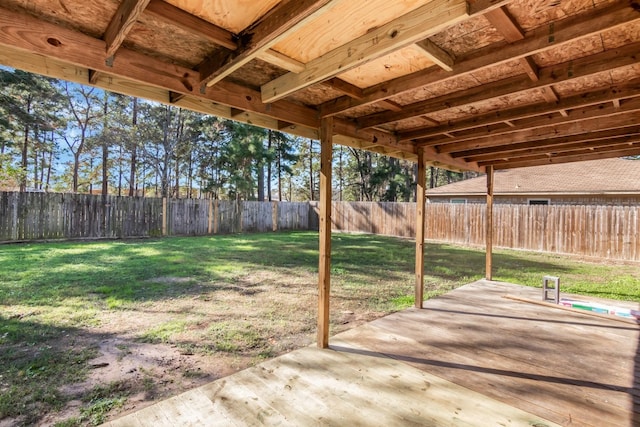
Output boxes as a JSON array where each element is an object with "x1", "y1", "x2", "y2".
[
  {"x1": 0, "y1": 315, "x2": 101, "y2": 426},
  {"x1": 0, "y1": 232, "x2": 596, "y2": 309}
]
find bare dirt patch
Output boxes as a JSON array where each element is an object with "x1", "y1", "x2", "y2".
[{"x1": 35, "y1": 269, "x2": 366, "y2": 426}]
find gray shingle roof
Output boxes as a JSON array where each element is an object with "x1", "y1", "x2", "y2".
[{"x1": 426, "y1": 158, "x2": 640, "y2": 196}]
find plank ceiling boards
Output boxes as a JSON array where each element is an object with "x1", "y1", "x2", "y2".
[{"x1": 1, "y1": 0, "x2": 640, "y2": 170}]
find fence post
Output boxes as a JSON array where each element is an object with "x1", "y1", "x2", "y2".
[
  {"x1": 272, "y1": 201, "x2": 278, "y2": 232},
  {"x1": 208, "y1": 197, "x2": 213, "y2": 234},
  {"x1": 162, "y1": 197, "x2": 167, "y2": 236}
]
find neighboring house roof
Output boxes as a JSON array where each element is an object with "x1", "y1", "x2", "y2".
[{"x1": 426, "y1": 158, "x2": 640, "y2": 196}]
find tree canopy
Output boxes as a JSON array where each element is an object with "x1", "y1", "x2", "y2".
[{"x1": 0, "y1": 68, "x2": 470, "y2": 200}]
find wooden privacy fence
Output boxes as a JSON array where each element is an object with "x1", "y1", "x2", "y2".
[
  {"x1": 330, "y1": 202, "x2": 640, "y2": 262},
  {"x1": 1, "y1": 192, "x2": 639, "y2": 261},
  {"x1": 0, "y1": 192, "x2": 311, "y2": 241}
]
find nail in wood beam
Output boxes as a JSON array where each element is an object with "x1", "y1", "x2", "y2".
[
  {"x1": 485, "y1": 165, "x2": 494, "y2": 280},
  {"x1": 317, "y1": 116, "x2": 333, "y2": 349},
  {"x1": 415, "y1": 148, "x2": 426, "y2": 308}
]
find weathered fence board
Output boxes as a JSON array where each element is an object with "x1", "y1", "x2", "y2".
[
  {"x1": 1, "y1": 192, "x2": 639, "y2": 262},
  {"x1": 329, "y1": 202, "x2": 640, "y2": 262}
]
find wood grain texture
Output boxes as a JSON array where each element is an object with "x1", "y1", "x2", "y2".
[
  {"x1": 318, "y1": 117, "x2": 334, "y2": 348},
  {"x1": 106, "y1": 280, "x2": 639, "y2": 426},
  {"x1": 104, "y1": 0, "x2": 151, "y2": 57},
  {"x1": 261, "y1": 0, "x2": 469, "y2": 102}
]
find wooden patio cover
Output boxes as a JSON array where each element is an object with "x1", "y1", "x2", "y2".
[{"x1": 2, "y1": 0, "x2": 640, "y2": 346}]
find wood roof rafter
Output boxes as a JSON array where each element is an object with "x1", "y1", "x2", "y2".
[
  {"x1": 400, "y1": 82, "x2": 640, "y2": 142},
  {"x1": 318, "y1": 1, "x2": 640, "y2": 118},
  {"x1": 415, "y1": 95, "x2": 640, "y2": 148},
  {"x1": 199, "y1": 0, "x2": 336, "y2": 88},
  {"x1": 261, "y1": 0, "x2": 511, "y2": 103},
  {"x1": 356, "y1": 42, "x2": 640, "y2": 129},
  {"x1": 437, "y1": 111, "x2": 640, "y2": 154},
  {"x1": 488, "y1": 145, "x2": 640, "y2": 170},
  {"x1": 2, "y1": 0, "x2": 639, "y2": 172}
]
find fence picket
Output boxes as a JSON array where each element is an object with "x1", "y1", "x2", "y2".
[{"x1": 1, "y1": 193, "x2": 639, "y2": 261}]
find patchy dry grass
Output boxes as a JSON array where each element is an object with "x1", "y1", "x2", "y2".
[{"x1": 1, "y1": 231, "x2": 638, "y2": 426}]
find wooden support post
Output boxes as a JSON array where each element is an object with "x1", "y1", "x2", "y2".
[
  {"x1": 272, "y1": 201, "x2": 278, "y2": 232},
  {"x1": 162, "y1": 197, "x2": 167, "y2": 236},
  {"x1": 415, "y1": 148, "x2": 426, "y2": 309},
  {"x1": 485, "y1": 165, "x2": 494, "y2": 280},
  {"x1": 317, "y1": 117, "x2": 333, "y2": 349}
]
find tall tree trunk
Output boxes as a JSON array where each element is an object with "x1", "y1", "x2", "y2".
[
  {"x1": 45, "y1": 148, "x2": 53, "y2": 192},
  {"x1": 20, "y1": 96, "x2": 32, "y2": 192},
  {"x1": 32, "y1": 127, "x2": 38, "y2": 190},
  {"x1": 118, "y1": 145, "x2": 123, "y2": 196},
  {"x1": 39, "y1": 151, "x2": 45, "y2": 190},
  {"x1": 89, "y1": 157, "x2": 94, "y2": 194},
  {"x1": 128, "y1": 97, "x2": 138, "y2": 197},
  {"x1": 102, "y1": 93, "x2": 109, "y2": 196},
  {"x1": 187, "y1": 149, "x2": 193, "y2": 198},
  {"x1": 73, "y1": 151, "x2": 81, "y2": 193},
  {"x1": 277, "y1": 143, "x2": 282, "y2": 201},
  {"x1": 429, "y1": 166, "x2": 436, "y2": 189},
  {"x1": 267, "y1": 130, "x2": 272, "y2": 201},
  {"x1": 257, "y1": 159, "x2": 265, "y2": 201}
]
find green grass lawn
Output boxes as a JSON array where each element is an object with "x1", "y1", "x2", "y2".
[{"x1": 1, "y1": 231, "x2": 639, "y2": 426}]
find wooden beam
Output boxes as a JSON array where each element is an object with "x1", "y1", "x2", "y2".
[
  {"x1": 169, "y1": 91, "x2": 185, "y2": 104},
  {"x1": 0, "y1": 7, "x2": 415, "y2": 157},
  {"x1": 319, "y1": 1, "x2": 639, "y2": 117},
  {"x1": 377, "y1": 100, "x2": 403, "y2": 112},
  {"x1": 317, "y1": 116, "x2": 333, "y2": 349},
  {"x1": 401, "y1": 82, "x2": 640, "y2": 142},
  {"x1": 415, "y1": 148, "x2": 426, "y2": 309},
  {"x1": 490, "y1": 145, "x2": 640, "y2": 170},
  {"x1": 456, "y1": 126, "x2": 640, "y2": 160},
  {"x1": 485, "y1": 165, "x2": 494, "y2": 281},
  {"x1": 438, "y1": 110, "x2": 640, "y2": 154},
  {"x1": 147, "y1": 0, "x2": 308, "y2": 74},
  {"x1": 256, "y1": 50, "x2": 305, "y2": 73},
  {"x1": 104, "y1": 0, "x2": 151, "y2": 58},
  {"x1": 323, "y1": 78, "x2": 364, "y2": 99},
  {"x1": 356, "y1": 42, "x2": 640, "y2": 129},
  {"x1": 145, "y1": 0, "x2": 237, "y2": 50},
  {"x1": 484, "y1": 6, "x2": 524, "y2": 42},
  {"x1": 465, "y1": 135, "x2": 640, "y2": 163},
  {"x1": 423, "y1": 146, "x2": 483, "y2": 173},
  {"x1": 88, "y1": 69, "x2": 100, "y2": 85},
  {"x1": 519, "y1": 56, "x2": 539, "y2": 81},
  {"x1": 0, "y1": 7, "x2": 416, "y2": 158},
  {"x1": 200, "y1": 0, "x2": 334, "y2": 87},
  {"x1": 541, "y1": 86, "x2": 559, "y2": 103},
  {"x1": 262, "y1": 0, "x2": 477, "y2": 103},
  {"x1": 414, "y1": 38, "x2": 455, "y2": 72}
]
